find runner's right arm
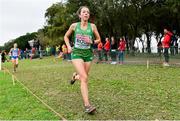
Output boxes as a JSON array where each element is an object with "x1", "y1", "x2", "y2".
[
  {"x1": 9, "y1": 48, "x2": 12, "y2": 56},
  {"x1": 64, "y1": 23, "x2": 77, "y2": 53}
]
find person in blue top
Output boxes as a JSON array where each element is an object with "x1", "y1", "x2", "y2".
[{"x1": 9, "y1": 43, "x2": 20, "y2": 72}]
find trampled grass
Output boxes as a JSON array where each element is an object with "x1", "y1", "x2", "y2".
[{"x1": 2, "y1": 57, "x2": 180, "y2": 120}]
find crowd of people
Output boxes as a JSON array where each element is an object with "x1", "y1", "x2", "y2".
[
  {"x1": 0, "y1": 47, "x2": 37, "y2": 63},
  {"x1": 96, "y1": 36, "x2": 126, "y2": 64},
  {"x1": 0, "y1": 28, "x2": 178, "y2": 67}
]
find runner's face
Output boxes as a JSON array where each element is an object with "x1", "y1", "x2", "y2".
[
  {"x1": 14, "y1": 44, "x2": 17, "y2": 48},
  {"x1": 79, "y1": 7, "x2": 90, "y2": 21}
]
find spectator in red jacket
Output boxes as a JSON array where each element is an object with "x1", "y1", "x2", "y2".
[
  {"x1": 162, "y1": 28, "x2": 173, "y2": 66},
  {"x1": 103, "y1": 37, "x2": 110, "y2": 61},
  {"x1": 97, "y1": 42, "x2": 103, "y2": 63},
  {"x1": 30, "y1": 46, "x2": 36, "y2": 60},
  {"x1": 118, "y1": 37, "x2": 126, "y2": 64}
]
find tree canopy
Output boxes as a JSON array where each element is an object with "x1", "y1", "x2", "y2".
[
  {"x1": 38, "y1": 0, "x2": 179, "y2": 52},
  {"x1": 3, "y1": 0, "x2": 180, "y2": 53},
  {"x1": 3, "y1": 32, "x2": 37, "y2": 51}
]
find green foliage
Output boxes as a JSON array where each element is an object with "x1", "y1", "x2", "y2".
[
  {"x1": 3, "y1": 32, "x2": 37, "y2": 52},
  {"x1": 3, "y1": 0, "x2": 180, "y2": 52},
  {"x1": 38, "y1": 3, "x2": 70, "y2": 47},
  {"x1": 39, "y1": 0, "x2": 180, "y2": 51},
  {"x1": 0, "y1": 46, "x2": 5, "y2": 51}
]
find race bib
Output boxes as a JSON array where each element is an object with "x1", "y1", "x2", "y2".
[
  {"x1": 74, "y1": 34, "x2": 92, "y2": 49},
  {"x1": 12, "y1": 49, "x2": 18, "y2": 56}
]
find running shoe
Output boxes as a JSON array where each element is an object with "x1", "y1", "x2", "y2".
[
  {"x1": 70, "y1": 72, "x2": 77, "y2": 85},
  {"x1": 84, "y1": 105, "x2": 96, "y2": 114}
]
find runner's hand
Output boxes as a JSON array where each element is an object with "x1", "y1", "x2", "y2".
[
  {"x1": 67, "y1": 46, "x2": 72, "y2": 53},
  {"x1": 94, "y1": 40, "x2": 100, "y2": 44},
  {"x1": 86, "y1": 38, "x2": 93, "y2": 44}
]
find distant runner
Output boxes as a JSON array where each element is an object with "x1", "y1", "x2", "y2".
[{"x1": 9, "y1": 43, "x2": 20, "y2": 72}]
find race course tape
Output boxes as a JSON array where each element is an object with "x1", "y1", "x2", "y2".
[{"x1": 2, "y1": 67, "x2": 67, "y2": 121}]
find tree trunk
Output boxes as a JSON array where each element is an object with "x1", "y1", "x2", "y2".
[
  {"x1": 140, "y1": 38, "x2": 145, "y2": 53},
  {"x1": 146, "y1": 32, "x2": 151, "y2": 53}
]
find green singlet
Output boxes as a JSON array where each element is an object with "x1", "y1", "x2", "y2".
[{"x1": 71, "y1": 22, "x2": 94, "y2": 62}]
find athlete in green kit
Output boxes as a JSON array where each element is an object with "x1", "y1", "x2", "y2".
[{"x1": 64, "y1": 6, "x2": 101, "y2": 114}]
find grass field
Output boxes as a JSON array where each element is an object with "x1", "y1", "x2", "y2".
[
  {"x1": 0, "y1": 72, "x2": 58, "y2": 120},
  {"x1": 2, "y1": 57, "x2": 180, "y2": 120}
]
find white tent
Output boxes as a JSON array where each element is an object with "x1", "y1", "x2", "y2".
[{"x1": 28, "y1": 39, "x2": 35, "y2": 47}]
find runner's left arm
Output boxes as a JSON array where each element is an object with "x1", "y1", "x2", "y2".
[{"x1": 92, "y1": 24, "x2": 101, "y2": 44}]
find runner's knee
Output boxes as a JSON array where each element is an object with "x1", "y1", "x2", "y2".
[{"x1": 79, "y1": 74, "x2": 88, "y2": 83}]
